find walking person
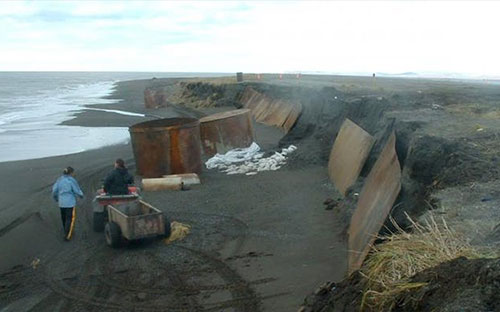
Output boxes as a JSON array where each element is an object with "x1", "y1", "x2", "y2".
[{"x1": 52, "y1": 166, "x2": 84, "y2": 241}]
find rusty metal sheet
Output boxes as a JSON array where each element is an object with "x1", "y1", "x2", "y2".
[
  {"x1": 347, "y1": 132, "x2": 401, "y2": 274},
  {"x1": 129, "y1": 118, "x2": 202, "y2": 178},
  {"x1": 256, "y1": 99, "x2": 280, "y2": 123},
  {"x1": 240, "y1": 87, "x2": 260, "y2": 110},
  {"x1": 261, "y1": 99, "x2": 292, "y2": 127},
  {"x1": 328, "y1": 119, "x2": 375, "y2": 196},
  {"x1": 200, "y1": 109, "x2": 254, "y2": 156},
  {"x1": 129, "y1": 126, "x2": 171, "y2": 178},
  {"x1": 240, "y1": 87, "x2": 302, "y2": 133},
  {"x1": 169, "y1": 121, "x2": 203, "y2": 175},
  {"x1": 251, "y1": 98, "x2": 272, "y2": 122},
  {"x1": 263, "y1": 100, "x2": 302, "y2": 133},
  {"x1": 282, "y1": 102, "x2": 302, "y2": 132}
]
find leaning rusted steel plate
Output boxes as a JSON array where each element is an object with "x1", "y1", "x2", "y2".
[
  {"x1": 328, "y1": 119, "x2": 375, "y2": 196},
  {"x1": 253, "y1": 98, "x2": 272, "y2": 122},
  {"x1": 262, "y1": 99, "x2": 292, "y2": 128},
  {"x1": 240, "y1": 86, "x2": 302, "y2": 133},
  {"x1": 199, "y1": 109, "x2": 254, "y2": 157},
  {"x1": 282, "y1": 102, "x2": 302, "y2": 132},
  {"x1": 348, "y1": 132, "x2": 401, "y2": 274},
  {"x1": 240, "y1": 87, "x2": 261, "y2": 111}
]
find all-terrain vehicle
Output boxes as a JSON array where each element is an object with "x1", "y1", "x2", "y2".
[{"x1": 92, "y1": 186, "x2": 140, "y2": 232}]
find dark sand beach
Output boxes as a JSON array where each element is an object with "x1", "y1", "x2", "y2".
[
  {"x1": 0, "y1": 76, "x2": 345, "y2": 311},
  {"x1": 2, "y1": 74, "x2": 500, "y2": 311}
]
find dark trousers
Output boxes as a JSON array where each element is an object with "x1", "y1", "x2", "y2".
[{"x1": 60, "y1": 207, "x2": 75, "y2": 239}]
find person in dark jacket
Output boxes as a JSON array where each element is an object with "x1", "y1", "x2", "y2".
[
  {"x1": 103, "y1": 158, "x2": 134, "y2": 195},
  {"x1": 52, "y1": 166, "x2": 84, "y2": 241}
]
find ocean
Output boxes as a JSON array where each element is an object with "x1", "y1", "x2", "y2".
[{"x1": 0, "y1": 72, "x2": 227, "y2": 162}]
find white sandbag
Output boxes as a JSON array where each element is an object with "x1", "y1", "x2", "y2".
[
  {"x1": 163, "y1": 173, "x2": 200, "y2": 185},
  {"x1": 205, "y1": 142, "x2": 262, "y2": 169},
  {"x1": 142, "y1": 177, "x2": 182, "y2": 191},
  {"x1": 206, "y1": 143, "x2": 297, "y2": 176}
]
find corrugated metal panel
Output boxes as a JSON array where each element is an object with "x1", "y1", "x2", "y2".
[
  {"x1": 348, "y1": 132, "x2": 401, "y2": 274},
  {"x1": 328, "y1": 119, "x2": 375, "y2": 195}
]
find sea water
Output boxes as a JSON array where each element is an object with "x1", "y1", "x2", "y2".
[{"x1": 0, "y1": 72, "x2": 226, "y2": 162}]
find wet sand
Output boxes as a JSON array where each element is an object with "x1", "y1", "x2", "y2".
[{"x1": 0, "y1": 77, "x2": 345, "y2": 311}]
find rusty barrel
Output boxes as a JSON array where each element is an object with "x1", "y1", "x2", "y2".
[
  {"x1": 199, "y1": 109, "x2": 254, "y2": 157},
  {"x1": 129, "y1": 118, "x2": 202, "y2": 178}
]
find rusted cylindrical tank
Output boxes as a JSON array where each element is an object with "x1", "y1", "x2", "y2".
[
  {"x1": 199, "y1": 109, "x2": 254, "y2": 157},
  {"x1": 129, "y1": 118, "x2": 202, "y2": 178}
]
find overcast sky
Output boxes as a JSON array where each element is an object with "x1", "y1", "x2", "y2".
[{"x1": 1, "y1": 1, "x2": 499, "y2": 76}]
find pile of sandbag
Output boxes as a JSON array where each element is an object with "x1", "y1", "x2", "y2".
[{"x1": 205, "y1": 142, "x2": 297, "y2": 175}]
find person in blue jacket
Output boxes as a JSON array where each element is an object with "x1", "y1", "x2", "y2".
[{"x1": 52, "y1": 166, "x2": 84, "y2": 241}]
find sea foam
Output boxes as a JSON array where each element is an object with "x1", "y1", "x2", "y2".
[
  {"x1": 0, "y1": 77, "x2": 130, "y2": 162},
  {"x1": 0, "y1": 126, "x2": 130, "y2": 162}
]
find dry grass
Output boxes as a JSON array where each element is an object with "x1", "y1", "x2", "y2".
[
  {"x1": 446, "y1": 103, "x2": 500, "y2": 120},
  {"x1": 181, "y1": 77, "x2": 237, "y2": 85},
  {"x1": 164, "y1": 221, "x2": 191, "y2": 244},
  {"x1": 482, "y1": 110, "x2": 500, "y2": 119},
  {"x1": 359, "y1": 214, "x2": 493, "y2": 311},
  {"x1": 179, "y1": 74, "x2": 265, "y2": 85}
]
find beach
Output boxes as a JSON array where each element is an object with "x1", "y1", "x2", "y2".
[
  {"x1": 0, "y1": 75, "x2": 344, "y2": 311},
  {"x1": 3, "y1": 1, "x2": 500, "y2": 310},
  {"x1": 1, "y1": 74, "x2": 500, "y2": 311}
]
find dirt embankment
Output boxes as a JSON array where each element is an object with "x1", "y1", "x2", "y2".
[
  {"x1": 303, "y1": 256, "x2": 500, "y2": 312},
  {"x1": 0, "y1": 76, "x2": 344, "y2": 312},
  {"x1": 143, "y1": 79, "x2": 247, "y2": 109}
]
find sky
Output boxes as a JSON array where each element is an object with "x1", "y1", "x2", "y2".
[{"x1": 1, "y1": 1, "x2": 500, "y2": 77}]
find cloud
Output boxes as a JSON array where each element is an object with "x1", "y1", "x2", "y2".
[{"x1": 0, "y1": 1, "x2": 499, "y2": 76}]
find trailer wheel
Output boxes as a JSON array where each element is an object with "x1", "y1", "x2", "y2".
[
  {"x1": 93, "y1": 212, "x2": 105, "y2": 232},
  {"x1": 164, "y1": 216, "x2": 172, "y2": 238},
  {"x1": 105, "y1": 222, "x2": 121, "y2": 248}
]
